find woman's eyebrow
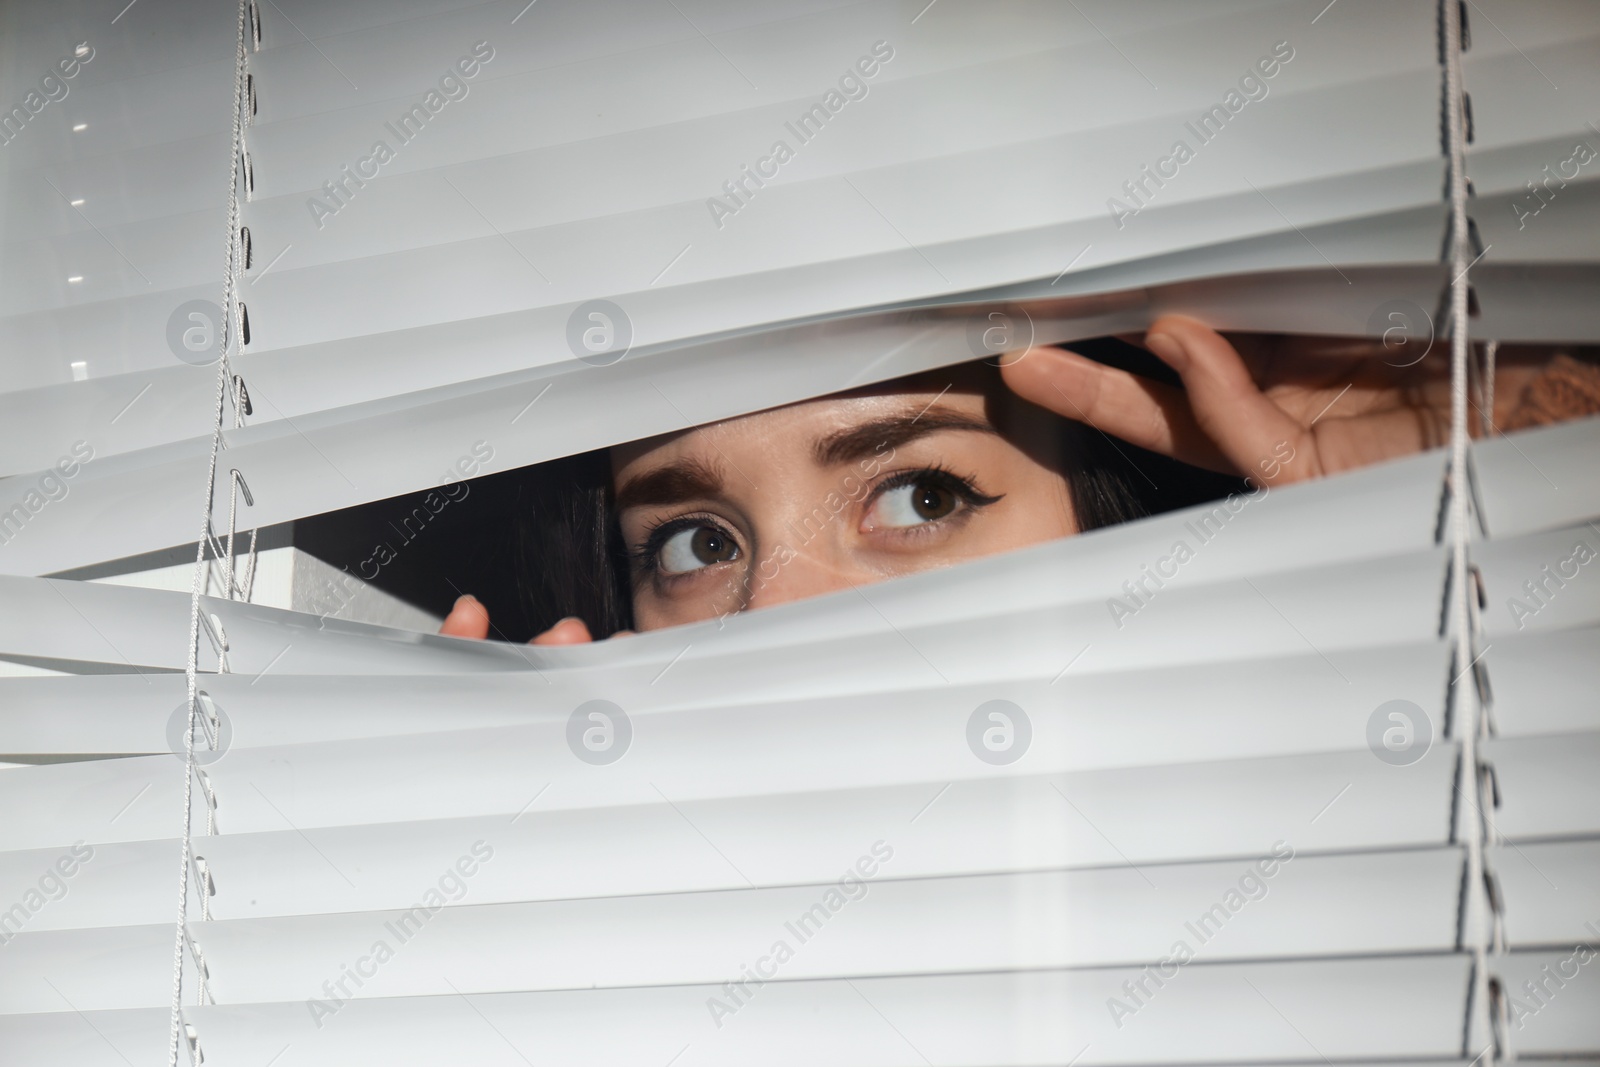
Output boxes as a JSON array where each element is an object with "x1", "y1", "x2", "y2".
[
  {"x1": 813, "y1": 407, "x2": 998, "y2": 467},
  {"x1": 613, "y1": 457, "x2": 724, "y2": 511}
]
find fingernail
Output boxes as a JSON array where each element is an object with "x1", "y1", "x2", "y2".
[
  {"x1": 454, "y1": 594, "x2": 479, "y2": 608},
  {"x1": 1144, "y1": 331, "x2": 1183, "y2": 365}
]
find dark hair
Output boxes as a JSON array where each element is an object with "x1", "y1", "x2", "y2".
[
  {"x1": 512, "y1": 447, "x2": 635, "y2": 639},
  {"x1": 513, "y1": 344, "x2": 1245, "y2": 638}
]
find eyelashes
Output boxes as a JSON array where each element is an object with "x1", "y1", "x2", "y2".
[
  {"x1": 627, "y1": 465, "x2": 1002, "y2": 580},
  {"x1": 866, "y1": 466, "x2": 1002, "y2": 528},
  {"x1": 633, "y1": 511, "x2": 739, "y2": 579},
  {"x1": 631, "y1": 513, "x2": 742, "y2": 577}
]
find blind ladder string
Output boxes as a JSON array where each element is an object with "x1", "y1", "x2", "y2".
[
  {"x1": 1442, "y1": 0, "x2": 1504, "y2": 1059},
  {"x1": 166, "y1": 0, "x2": 252, "y2": 1063}
]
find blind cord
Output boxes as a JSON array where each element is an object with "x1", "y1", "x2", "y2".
[
  {"x1": 1442, "y1": 0, "x2": 1502, "y2": 1060},
  {"x1": 167, "y1": 1, "x2": 251, "y2": 1063}
]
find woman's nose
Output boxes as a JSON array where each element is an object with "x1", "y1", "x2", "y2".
[{"x1": 741, "y1": 538, "x2": 864, "y2": 612}]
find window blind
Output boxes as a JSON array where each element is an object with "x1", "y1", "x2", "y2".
[{"x1": 1, "y1": 0, "x2": 1598, "y2": 1063}]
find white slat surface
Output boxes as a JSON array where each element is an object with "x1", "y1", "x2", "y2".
[
  {"x1": 200, "y1": 956, "x2": 1478, "y2": 1064},
  {"x1": 1488, "y1": 626, "x2": 1600, "y2": 738},
  {"x1": 0, "y1": 638, "x2": 1449, "y2": 759},
  {"x1": 2, "y1": 850, "x2": 1460, "y2": 1014},
  {"x1": 1477, "y1": 522, "x2": 1600, "y2": 636},
  {"x1": 1497, "y1": 950, "x2": 1600, "y2": 1056},
  {"x1": 0, "y1": 0, "x2": 1444, "y2": 397},
  {"x1": 1475, "y1": 416, "x2": 1600, "y2": 541},
  {"x1": 0, "y1": 956, "x2": 1480, "y2": 1065},
  {"x1": 0, "y1": 1007, "x2": 171, "y2": 1067},
  {"x1": 0, "y1": 731, "x2": 1460, "y2": 858},
  {"x1": 1494, "y1": 837, "x2": 1600, "y2": 948},
  {"x1": 0, "y1": 783, "x2": 1462, "y2": 931},
  {"x1": 1489, "y1": 733, "x2": 1600, "y2": 840}
]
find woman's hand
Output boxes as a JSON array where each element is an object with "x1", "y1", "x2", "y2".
[
  {"x1": 438, "y1": 595, "x2": 603, "y2": 644},
  {"x1": 1000, "y1": 313, "x2": 1462, "y2": 487}
]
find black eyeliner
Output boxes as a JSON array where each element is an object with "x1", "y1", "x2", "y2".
[{"x1": 869, "y1": 465, "x2": 1003, "y2": 511}]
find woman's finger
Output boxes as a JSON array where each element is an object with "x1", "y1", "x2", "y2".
[
  {"x1": 999, "y1": 344, "x2": 1233, "y2": 473},
  {"x1": 1142, "y1": 315, "x2": 1321, "y2": 485},
  {"x1": 441, "y1": 599, "x2": 598, "y2": 645},
  {"x1": 439, "y1": 594, "x2": 491, "y2": 639},
  {"x1": 530, "y1": 617, "x2": 595, "y2": 645}
]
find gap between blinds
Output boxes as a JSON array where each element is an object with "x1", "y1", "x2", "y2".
[{"x1": 1, "y1": 1, "x2": 1598, "y2": 1066}]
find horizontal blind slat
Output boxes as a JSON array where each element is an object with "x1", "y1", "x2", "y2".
[
  {"x1": 217, "y1": 956, "x2": 1470, "y2": 1063},
  {"x1": 3, "y1": 854, "x2": 1462, "y2": 1013},
  {"x1": 1496, "y1": 950, "x2": 1600, "y2": 1055},
  {"x1": 0, "y1": 739, "x2": 1458, "y2": 859},
  {"x1": 1487, "y1": 733, "x2": 1600, "y2": 840},
  {"x1": 1475, "y1": 416, "x2": 1600, "y2": 541},
  {"x1": 1493, "y1": 837, "x2": 1600, "y2": 948},
  {"x1": 0, "y1": 789, "x2": 1464, "y2": 929},
  {"x1": 0, "y1": 955, "x2": 1479, "y2": 1064},
  {"x1": 0, "y1": 639, "x2": 1449, "y2": 759}
]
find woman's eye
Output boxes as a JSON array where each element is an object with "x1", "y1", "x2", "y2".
[
  {"x1": 867, "y1": 479, "x2": 961, "y2": 528},
  {"x1": 657, "y1": 523, "x2": 739, "y2": 574}
]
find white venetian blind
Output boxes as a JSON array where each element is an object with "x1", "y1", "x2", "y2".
[{"x1": 1, "y1": 0, "x2": 1598, "y2": 1064}]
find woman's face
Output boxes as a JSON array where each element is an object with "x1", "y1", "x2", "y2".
[{"x1": 611, "y1": 362, "x2": 1078, "y2": 631}]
